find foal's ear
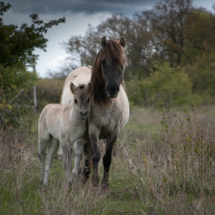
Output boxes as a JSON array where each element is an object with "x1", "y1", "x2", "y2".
[
  {"x1": 70, "y1": 82, "x2": 77, "y2": 94},
  {"x1": 101, "y1": 36, "x2": 107, "y2": 48},
  {"x1": 86, "y1": 82, "x2": 92, "y2": 92},
  {"x1": 119, "y1": 36, "x2": 126, "y2": 48}
]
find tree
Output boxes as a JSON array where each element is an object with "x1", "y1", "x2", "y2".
[
  {"x1": 0, "y1": 2, "x2": 65, "y2": 68},
  {"x1": 143, "y1": 0, "x2": 193, "y2": 66},
  {"x1": 0, "y1": 2, "x2": 65, "y2": 127},
  {"x1": 184, "y1": 9, "x2": 215, "y2": 60}
]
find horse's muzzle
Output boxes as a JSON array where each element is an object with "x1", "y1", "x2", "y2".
[
  {"x1": 106, "y1": 84, "x2": 119, "y2": 98},
  {"x1": 106, "y1": 93, "x2": 118, "y2": 98}
]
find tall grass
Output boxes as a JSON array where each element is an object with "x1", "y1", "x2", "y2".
[{"x1": 0, "y1": 106, "x2": 215, "y2": 214}]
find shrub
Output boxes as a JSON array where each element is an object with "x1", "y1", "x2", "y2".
[
  {"x1": 127, "y1": 62, "x2": 194, "y2": 109},
  {"x1": 36, "y1": 78, "x2": 64, "y2": 110}
]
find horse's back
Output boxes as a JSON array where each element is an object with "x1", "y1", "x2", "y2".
[{"x1": 61, "y1": 66, "x2": 91, "y2": 105}]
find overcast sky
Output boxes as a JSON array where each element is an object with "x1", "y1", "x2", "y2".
[{"x1": 2, "y1": 0, "x2": 215, "y2": 77}]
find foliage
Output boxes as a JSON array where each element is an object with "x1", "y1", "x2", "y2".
[
  {"x1": 36, "y1": 78, "x2": 64, "y2": 110},
  {"x1": 0, "y1": 1, "x2": 65, "y2": 127},
  {"x1": 127, "y1": 62, "x2": 193, "y2": 109},
  {"x1": 46, "y1": 0, "x2": 215, "y2": 109},
  {"x1": 0, "y1": 2, "x2": 65, "y2": 68},
  {"x1": 0, "y1": 64, "x2": 38, "y2": 127},
  {"x1": 186, "y1": 53, "x2": 215, "y2": 99},
  {"x1": 184, "y1": 9, "x2": 215, "y2": 62}
]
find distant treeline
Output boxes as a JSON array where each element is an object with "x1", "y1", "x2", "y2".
[{"x1": 49, "y1": 0, "x2": 215, "y2": 108}]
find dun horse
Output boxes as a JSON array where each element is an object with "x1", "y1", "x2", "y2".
[
  {"x1": 38, "y1": 82, "x2": 91, "y2": 185},
  {"x1": 60, "y1": 36, "x2": 129, "y2": 189}
]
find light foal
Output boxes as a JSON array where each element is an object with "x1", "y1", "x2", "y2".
[{"x1": 38, "y1": 82, "x2": 91, "y2": 186}]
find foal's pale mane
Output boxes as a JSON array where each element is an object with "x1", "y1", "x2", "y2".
[{"x1": 90, "y1": 39, "x2": 127, "y2": 107}]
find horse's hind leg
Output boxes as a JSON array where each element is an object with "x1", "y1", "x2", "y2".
[
  {"x1": 83, "y1": 140, "x2": 91, "y2": 181},
  {"x1": 72, "y1": 139, "x2": 83, "y2": 183},
  {"x1": 43, "y1": 138, "x2": 59, "y2": 186}
]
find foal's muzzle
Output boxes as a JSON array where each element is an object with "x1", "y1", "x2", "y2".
[{"x1": 80, "y1": 111, "x2": 88, "y2": 120}]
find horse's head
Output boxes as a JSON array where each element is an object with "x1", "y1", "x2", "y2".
[
  {"x1": 70, "y1": 82, "x2": 91, "y2": 121},
  {"x1": 100, "y1": 36, "x2": 126, "y2": 98}
]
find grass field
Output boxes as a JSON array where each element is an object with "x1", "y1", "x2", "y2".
[{"x1": 0, "y1": 105, "x2": 215, "y2": 214}]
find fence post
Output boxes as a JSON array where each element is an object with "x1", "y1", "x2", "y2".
[{"x1": 33, "y1": 63, "x2": 37, "y2": 115}]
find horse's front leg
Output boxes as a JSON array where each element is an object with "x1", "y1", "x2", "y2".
[
  {"x1": 83, "y1": 140, "x2": 91, "y2": 181},
  {"x1": 89, "y1": 125, "x2": 100, "y2": 187},
  {"x1": 101, "y1": 127, "x2": 118, "y2": 190},
  {"x1": 72, "y1": 138, "x2": 83, "y2": 183}
]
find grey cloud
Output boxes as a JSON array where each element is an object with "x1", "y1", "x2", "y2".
[{"x1": 5, "y1": 0, "x2": 158, "y2": 15}]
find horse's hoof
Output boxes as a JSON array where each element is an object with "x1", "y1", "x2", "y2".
[
  {"x1": 92, "y1": 175, "x2": 100, "y2": 187},
  {"x1": 101, "y1": 180, "x2": 109, "y2": 191}
]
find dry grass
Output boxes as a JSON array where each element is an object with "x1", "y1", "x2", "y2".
[{"x1": 0, "y1": 105, "x2": 215, "y2": 214}]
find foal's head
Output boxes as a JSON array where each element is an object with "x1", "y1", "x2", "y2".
[{"x1": 70, "y1": 82, "x2": 91, "y2": 121}]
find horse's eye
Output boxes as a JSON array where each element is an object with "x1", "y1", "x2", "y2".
[
  {"x1": 74, "y1": 99, "x2": 77, "y2": 104},
  {"x1": 101, "y1": 59, "x2": 106, "y2": 65},
  {"x1": 87, "y1": 99, "x2": 90, "y2": 103}
]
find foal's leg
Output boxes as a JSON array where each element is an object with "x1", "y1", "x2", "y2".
[
  {"x1": 101, "y1": 128, "x2": 118, "y2": 189},
  {"x1": 89, "y1": 125, "x2": 100, "y2": 186},
  {"x1": 72, "y1": 139, "x2": 83, "y2": 183},
  {"x1": 43, "y1": 138, "x2": 59, "y2": 186},
  {"x1": 58, "y1": 145, "x2": 63, "y2": 159},
  {"x1": 83, "y1": 140, "x2": 91, "y2": 180},
  {"x1": 38, "y1": 138, "x2": 49, "y2": 184},
  {"x1": 61, "y1": 139, "x2": 71, "y2": 185}
]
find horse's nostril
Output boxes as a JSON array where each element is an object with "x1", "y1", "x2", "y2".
[
  {"x1": 115, "y1": 85, "x2": 119, "y2": 91},
  {"x1": 80, "y1": 112, "x2": 87, "y2": 117},
  {"x1": 106, "y1": 85, "x2": 110, "y2": 91}
]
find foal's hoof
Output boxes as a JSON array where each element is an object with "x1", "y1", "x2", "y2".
[{"x1": 58, "y1": 154, "x2": 63, "y2": 160}]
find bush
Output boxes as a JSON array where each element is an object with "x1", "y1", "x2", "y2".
[
  {"x1": 0, "y1": 65, "x2": 38, "y2": 128},
  {"x1": 187, "y1": 52, "x2": 215, "y2": 100},
  {"x1": 127, "y1": 62, "x2": 193, "y2": 109},
  {"x1": 36, "y1": 78, "x2": 64, "y2": 110}
]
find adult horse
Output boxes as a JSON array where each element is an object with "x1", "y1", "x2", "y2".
[{"x1": 61, "y1": 36, "x2": 129, "y2": 188}]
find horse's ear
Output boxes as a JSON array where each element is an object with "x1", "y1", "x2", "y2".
[
  {"x1": 119, "y1": 36, "x2": 126, "y2": 48},
  {"x1": 101, "y1": 36, "x2": 107, "y2": 48},
  {"x1": 86, "y1": 82, "x2": 92, "y2": 92},
  {"x1": 70, "y1": 82, "x2": 77, "y2": 94}
]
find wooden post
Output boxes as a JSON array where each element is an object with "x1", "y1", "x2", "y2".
[{"x1": 33, "y1": 63, "x2": 37, "y2": 115}]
